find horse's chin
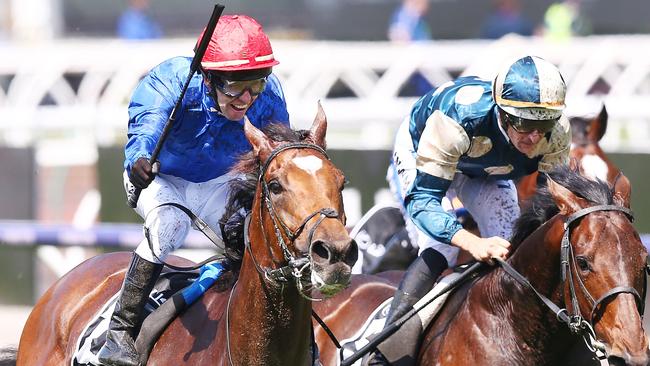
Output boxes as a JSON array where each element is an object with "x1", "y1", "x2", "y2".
[{"x1": 310, "y1": 265, "x2": 351, "y2": 297}]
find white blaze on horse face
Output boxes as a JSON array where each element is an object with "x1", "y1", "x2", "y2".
[
  {"x1": 292, "y1": 156, "x2": 323, "y2": 175},
  {"x1": 581, "y1": 154, "x2": 609, "y2": 181}
]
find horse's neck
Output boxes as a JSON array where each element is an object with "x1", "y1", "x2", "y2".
[
  {"x1": 227, "y1": 209, "x2": 313, "y2": 366},
  {"x1": 508, "y1": 215, "x2": 565, "y2": 295},
  {"x1": 485, "y1": 215, "x2": 573, "y2": 356},
  {"x1": 428, "y1": 216, "x2": 576, "y2": 365}
]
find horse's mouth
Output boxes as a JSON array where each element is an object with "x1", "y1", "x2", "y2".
[{"x1": 310, "y1": 264, "x2": 352, "y2": 297}]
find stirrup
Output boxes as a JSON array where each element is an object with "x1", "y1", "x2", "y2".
[{"x1": 98, "y1": 329, "x2": 141, "y2": 366}]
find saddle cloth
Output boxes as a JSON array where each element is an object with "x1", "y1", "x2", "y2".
[
  {"x1": 72, "y1": 262, "x2": 227, "y2": 366},
  {"x1": 337, "y1": 272, "x2": 461, "y2": 366}
]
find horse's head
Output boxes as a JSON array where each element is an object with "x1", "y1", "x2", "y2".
[
  {"x1": 569, "y1": 105, "x2": 620, "y2": 184},
  {"x1": 243, "y1": 103, "x2": 358, "y2": 297},
  {"x1": 547, "y1": 171, "x2": 649, "y2": 365}
]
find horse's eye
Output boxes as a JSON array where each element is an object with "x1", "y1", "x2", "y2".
[
  {"x1": 268, "y1": 180, "x2": 283, "y2": 195},
  {"x1": 576, "y1": 256, "x2": 591, "y2": 272}
]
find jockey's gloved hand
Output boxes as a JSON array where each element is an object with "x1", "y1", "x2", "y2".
[{"x1": 130, "y1": 157, "x2": 159, "y2": 189}]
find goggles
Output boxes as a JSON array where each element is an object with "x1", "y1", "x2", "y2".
[
  {"x1": 207, "y1": 73, "x2": 268, "y2": 98},
  {"x1": 500, "y1": 109, "x2": 558, "y2": 134}
]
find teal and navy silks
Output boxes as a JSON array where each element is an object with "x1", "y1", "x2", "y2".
[
  {"x1": 181, "y1": 261, "x2": 228, "y2": 305},
  {"x1": 500, "y1": 56, "x2": 542, "y2": 104}
]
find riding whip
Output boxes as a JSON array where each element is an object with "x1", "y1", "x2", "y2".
[{"x1": 127, "y1": 3, "x2": 225, "y2": 208}]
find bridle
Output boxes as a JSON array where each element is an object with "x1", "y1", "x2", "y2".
[
  {"x1": 225, "y1": 141, "x2": 343, "y2": 366},
  {"x1": 497, "y1": 203, "x2": 646, "y2": 361},
  {"x1": 559, "y1": 204, "x2": 643, "y2": 354},
  {"x1": 246, "y1": 142, "x2": 342, "y2": 296}
]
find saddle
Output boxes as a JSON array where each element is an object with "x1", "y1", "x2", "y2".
[
  {"x1": 72, "y1": 262, "x2": 235, "y2": 366},
  {"x1": 337, "y1": 271, "x2": 464, "y2": 366}
]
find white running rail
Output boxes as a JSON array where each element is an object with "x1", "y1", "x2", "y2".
[{"x1": 1, "y1": 35, "x2": 650, "y2": 153}]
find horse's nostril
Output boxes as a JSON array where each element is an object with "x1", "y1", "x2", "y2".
[
  {"x1": 344, "y1": 239, "x2": 359, "y2": 267},
  {"x1": 311, "y1": 240, "x2": 330, "y2": 262},
  {"x1": 311, "y1": 239, "x2": 358, "y2": 266}
]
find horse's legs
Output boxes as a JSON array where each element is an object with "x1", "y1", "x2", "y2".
[
  {"x1": 367, "y1": 248, "x2": 448, "y2": 365},
  {"x1": 97, "y1": 253, "x2": 163, "y2": 366}
]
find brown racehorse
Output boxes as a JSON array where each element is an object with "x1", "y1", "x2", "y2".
[
  {"x1": 314, "y1": 166, "x2": 649, "y2": 366},
  {"x1": 517, "y1": 105, "x2": 617, "y2": 204},
  {"x1": 17, "y1": 104, "x2": 358, "y2": 366}
]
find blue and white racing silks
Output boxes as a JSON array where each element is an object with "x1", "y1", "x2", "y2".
[
  {"x1": 396, "y1": 76, "x2": 570, "y2": 244},
  {"x1": 124, "y1": 56, "x2": 290, "y2": 183}
]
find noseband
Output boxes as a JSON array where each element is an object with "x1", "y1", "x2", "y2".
[{"x1": 246, "y1": 142, "x2": 341, "y2": 294}]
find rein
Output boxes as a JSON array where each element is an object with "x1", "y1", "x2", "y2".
[
  {"x1": 144, "y1": 202, "x2": 228, "y2": 271},
  {"x1": 497, "y1": 203, "x2": 642, "y2": 362},
  {"x1": 247, "y1": 142, "x2": 341, "y2": 299},
  {"x1": 337, "y1": 262, "x2": 486, "y2": 366}
]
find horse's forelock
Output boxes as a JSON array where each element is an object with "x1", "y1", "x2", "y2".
[
  {"x1": 231, "y1": 123, "x2": 309, "y2": 176},
  {"x1": 511, "y1": 165, "x2": 614, "y2": 246}
]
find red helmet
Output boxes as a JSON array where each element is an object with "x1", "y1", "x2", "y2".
[{"x1": 198, "y1": 15, "x2": 279, "y2": 72}]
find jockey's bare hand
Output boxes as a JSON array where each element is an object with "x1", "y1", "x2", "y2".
[
  {"x1": 451, "y1": 229, "x2": 511, "y2": 264},
  {"x1": 467, "y1": 236, "x2": 510, "y2": 263},
  {"x1": 130, "y1": 157, "x2": 159, "y2": 189}
]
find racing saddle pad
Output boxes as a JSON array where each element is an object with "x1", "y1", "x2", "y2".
[
  {"x1": 72, "y1": 262, "x2": 229, "y2": 366},
  {"x1": 337, "y1": 272, "x2": 461, "y2": 366}
]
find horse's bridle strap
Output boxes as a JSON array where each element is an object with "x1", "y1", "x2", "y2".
[
  {"x1": 590, "y1": 286, "x2": 642, "y2": 323},
  {"x1": 259, "y1": 142, "x2": 329, "y2": 180},
  {"x1": 251, "y1": 141, "x2": 341, "y2": 293},
  {"x1": 495, "y1": 202, "x2": 640, "y2": 363},
  {"x1": 560, "y1": 204, "x2": 638, "y2": 325},
  {"x1": 495, "y1": 257, "x2": 570, "y2": 324},
  {"x1": 564, "y1": 204, "x2": 633, "y2": 228}
]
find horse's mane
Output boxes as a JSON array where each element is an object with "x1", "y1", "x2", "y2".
[
  {"x1": 510, "y1": 165, "x2": 614, "y2": 247},
  {"x1": 219, "y1": 123, "x2": 312, "y2": 261}
]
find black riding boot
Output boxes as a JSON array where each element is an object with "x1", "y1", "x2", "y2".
[
  {"x1": 97, "y1": 253, "x2": 163, "y2": 366},
  {"x1": 365, "y1": 248, "x2": 448, "y2": 366}
]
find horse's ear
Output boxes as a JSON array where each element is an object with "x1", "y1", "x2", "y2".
[
  {"x1": 612, "y1": 173, "x2": 632, "y2": 208},
  {"x1": 588, "y1": 104, "x2": 608, "y2": 142},
  {"x1": 547, "y1": 175, "x2": 590, "y2": 215},
  {"x1": 244, "y1": 118, "x2": 272, "y2": 162},
  {"x1": 309, "y1": 101, "x2": 327, "y2": 149}
]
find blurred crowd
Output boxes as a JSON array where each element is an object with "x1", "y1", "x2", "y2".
[
  {"x1": 0, "y1": 0, "x2": 601, "y2": 43},
  {"x1": 388, "y1": 0, "x2": 590, "y2": 43}
]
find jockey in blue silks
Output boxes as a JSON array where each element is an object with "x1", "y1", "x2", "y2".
[
  {"x1": 98, "y1": 15, "x2": 289, "y2": 366},
  {"x1": 368, "y1": 56, "x2": 571, "y2": 365}
]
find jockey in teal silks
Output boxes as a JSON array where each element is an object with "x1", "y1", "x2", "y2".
[
  {"x1": 368, "y1": 56, "x2": 570, "y2": 365},
  {"x1": 98, "y1": 15, "x2": 290, "y2": 366}
]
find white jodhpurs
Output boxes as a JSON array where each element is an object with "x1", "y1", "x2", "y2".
[
  {"x1": 123, "y1": 171, "x2": 238, "y2": 263},
  {"x1": 387, "y1": 119, "x2": 520, "y2": 267}
]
